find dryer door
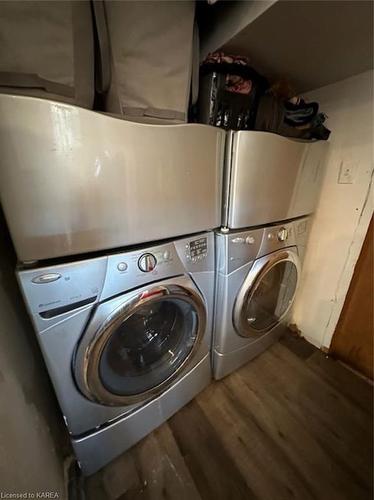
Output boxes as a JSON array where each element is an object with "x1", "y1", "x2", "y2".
[
  {"x1": 233, "y1": 249, "x2": 300, "y2": 338},
  {"x1": 74, "y1": 279, "x2": 206, "y2": 406}
]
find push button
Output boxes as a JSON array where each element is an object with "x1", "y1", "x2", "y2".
[{"x1": 117, "y1": 262, "x2": 128, "y2": 272}]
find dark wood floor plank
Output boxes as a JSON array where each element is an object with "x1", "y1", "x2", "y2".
[
  {"x1": 168, "y1": 398, "x2": 257, "y2": 500},
  {"x1": 306, "y1": 350, "x2": 373, "y2": 416},
  {"x1": 85, "y1": 472, "x2": 113, "y2": 500},
  {"x1": 224, "y1": 369, "x2": 358, "y2": 500},
  {"x1": 268, "y1": 344, "x2": 373, "y2": 446},
  {"x1": 85, "y1": 444, "x2": 142, "y2": 499},
  {"x1": 239, "y1": 344, "x2": 372, "y2": 498},
  {"x1": 120, "y1": 423, "x2": 202, "y2": 500},
  {"x1": 280, "y1": 331, "x2": 318, "y2": 360},
  {"x1": 84, "y1": 340, "x2": 373, "y2": 500},
  {"x1": 236, "y1": 360, "x2": 367, "y2": 500},
  {"x1": 196, "y1": 379, "x2": 317, "y2": 500}
]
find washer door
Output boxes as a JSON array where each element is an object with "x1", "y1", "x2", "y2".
[
  {"x1": 233, "y1": 249, "x2": 300, "y2": 338},
  {"x1": 75, "y1": 281, "x2": 206, "y2": 406}
]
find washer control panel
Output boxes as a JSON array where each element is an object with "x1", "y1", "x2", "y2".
[
  {"x1": 17, "y1": 232, "x2": 215, "y2": 330},
  {"x1": 185, "y1": 237, "x2": 208, "y2": 263}
]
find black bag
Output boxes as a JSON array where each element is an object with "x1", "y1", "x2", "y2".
[
  {"x1": 197, "y1": 57, "x2": 268, "y2": 130},
  {"x1": 255, "y1": 94, "x2": 330, "y2": 141}
]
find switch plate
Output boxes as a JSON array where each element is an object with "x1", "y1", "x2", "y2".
[{"x1": 338, "y1": 160, "x2": 358, "y2": 184}]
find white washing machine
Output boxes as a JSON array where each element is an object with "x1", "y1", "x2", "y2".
[
  {"x1": 213, "y1": 217, "x2": 311, "y2": 380},
  {"x1": 17, "y1": 232, "x2": 215, "y2": 475}
]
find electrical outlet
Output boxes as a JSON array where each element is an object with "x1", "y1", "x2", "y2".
[{"x1": 338, "y1": 160, "x2": 358, "y2": 184}]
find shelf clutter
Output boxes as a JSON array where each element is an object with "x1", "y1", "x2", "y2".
[
  {"x1": 0, "y1": 1, "x2": 331, "y2": 142},
  {"x1": 195, "y1": 51, "x2": 330, "y2": 141},
  {"x1": 0, "y1": 1, "x2": 197, "y2": 125}
]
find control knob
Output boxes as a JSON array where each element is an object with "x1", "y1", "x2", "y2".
[
  {"x1": 278, "y1": 228, "x2": 288, "y2": 242},
  {"x1": 138, "y1": 253, "x2": 157, "y2": 272}
]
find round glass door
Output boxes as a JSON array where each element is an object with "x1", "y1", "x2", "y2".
[
  {"x1": 77, "y1": 284, "x2": 206, "y2": 405},
  {"x1": 234, "y1": 251, "x2": 299, "y2": 338},
  {"x1": 99, "y1": 297, "x2": 197, "y2": 396}
]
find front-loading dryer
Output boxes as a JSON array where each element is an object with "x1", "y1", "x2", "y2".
[
  {"x1": 17, "y1": 232, "x2": 215, "y2": 475},
  {"x1": 213, "y1": 217, "x2": 311, "y2": 380}
]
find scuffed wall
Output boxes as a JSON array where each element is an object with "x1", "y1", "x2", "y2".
[
  {"x1": 292, "y1": 70, "x2": 373, "y2": 349},
  {"x1": 0, "y1": 215, "x2": 69, "y2": 497}
]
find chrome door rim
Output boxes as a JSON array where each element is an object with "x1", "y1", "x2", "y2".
[
  {"x1": 233, "y1": 249, "x2": 301, "y2": 338},
  {"x1": 75, "y1": 283, "x2": 206, "y2": 406}
]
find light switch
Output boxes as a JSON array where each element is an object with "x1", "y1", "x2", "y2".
[{"x1": 338, "y1": 160, "x2": 358, "y2": 184}]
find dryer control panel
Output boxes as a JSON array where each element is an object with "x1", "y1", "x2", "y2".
[
  {"x1": 217, "y1": 217, "x2": 311, "y2": 275},
  {"x1": 219, "y1": 228, "x2": 263, "y2": 274}
]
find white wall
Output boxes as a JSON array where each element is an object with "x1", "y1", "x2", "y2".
[
  {"x1": 0, "y1": 221, "x2": 68, "y2": 496},
  {"x1": 292, "y1": 70, "x2": 373, "y2": 349}
]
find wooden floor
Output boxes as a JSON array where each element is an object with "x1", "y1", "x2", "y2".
[{"x1": 84, "y1": 335, "x2": 373, "y2": 500}]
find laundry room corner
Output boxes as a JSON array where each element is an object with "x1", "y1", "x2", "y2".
[
  {"x1": 292, "y1": 70, "x2": 374, "y2": 350},
  {"x1": 0, "y1": 0, "x2": 373, "y2": 496}
]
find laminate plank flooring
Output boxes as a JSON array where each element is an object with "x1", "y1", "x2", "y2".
[{"x1": 84, "y1": 336, "x2": 373, "y2": 500}]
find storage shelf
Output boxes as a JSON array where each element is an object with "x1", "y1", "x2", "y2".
[{"x1": 200, "y1": 0, "x2": 373, "y2": 93}]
